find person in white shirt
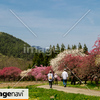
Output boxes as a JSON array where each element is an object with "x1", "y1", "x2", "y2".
[
  {"x1": 47, "y1": 70, "x2": 53, "y2": 88},
  {"x1": 61, "y1": 68, "x2": 68, "y2": 87}
]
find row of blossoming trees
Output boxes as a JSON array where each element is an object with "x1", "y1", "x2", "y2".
[
  {"x1": 0, "y1": 37, "x2": 100, "y2": 83},
  {"x1": 0, "y1": 65, "x2": 61, "y2": 81},
  {"x1": 58, "y1": 54, "x2": 100, "y2": 84},
  {"x1": 0, "y1": 67, "x2": 22, "y2": 81},
  {"x1": 0, "y1": 66, "x2": 55, "y2": 81},
  {"x1": 50, "y1": 36, "x2": 100, "y2": 84}
]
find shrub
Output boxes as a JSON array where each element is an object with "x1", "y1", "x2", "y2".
[
  {"x1": 2, "y1": 67, "x2": 22, "y2": 81},
  {"x1": 28, "y1": 66, "x2": 54, "y2": 81}
]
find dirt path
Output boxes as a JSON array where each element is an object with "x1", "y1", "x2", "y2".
[
  {"x1": 37, "y1": 85, "x2": 100, "y2": 97},
  {"x1": 0, "y1": 81, "x2": 47, "y2": 88}
]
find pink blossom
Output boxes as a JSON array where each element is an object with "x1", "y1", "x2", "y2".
[
  {"x1": 2, "y1": 67, "x2": 22, "y2": 79},
  {"x1": 28, "y1": 66, "x2": 54, "y2": 81}
]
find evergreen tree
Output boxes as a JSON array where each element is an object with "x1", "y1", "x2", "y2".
[
  {"x1": 61, "y1": 43, "x2": 65, "y2": 52},
  {"x1": 48, "y1": 45, "x2": 52, "y2": 56},
  {"x1": 52, "y1": 45, "x2": 55, "y2": 53},
  {"x1": 27, "y1": 64, "x2": 32, "y2": 69},
  {"x1": 67, "y1": 44, "x2": 71, "y2": 49},
  {"x1": 56, "y1": 44, "x2": 60, "y2": 54},
  {"x1": 45, "y1": 47, "x2": 50, "y2": 56},
  {"x1": 43, "y1": 55, "x2": 50, "y2": 66},
  {"x1": 37, "y1": 53, "x2": 44, "y2": 66},
  {"x1": 36, "y1": 58, "x2": 41, "y2": 66},
  {"x1": 78, "y1": 42, "x2": 82, "y2": 49},
  {"x1": 83, "y1": 44, "x2": 88, "y2": 54},
  {"x1": 49, "y1": 48, "x2": 56, "y2": 58},
  {"x1": 32, "y1": 53, "x2": 44, "y2": 66},
  {"x1": 32, "y1": 53, "x2": 38, "y2": 66},
  {"x1": 72, "y1": 45, "x2": 77, "y2": 49},
  {"x1": 72, "y1": 45, "x2": 74, "y2": 49},
  {"x1": 49, "y1": 45, "x2": 52, "y2": 52},
  {"x1": 48, "y1": 45, "x2": 56, "y2": 59}
]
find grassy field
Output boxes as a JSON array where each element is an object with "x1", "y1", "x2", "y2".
[
  {"x1": 58, "y1": 81, "x2": 100, "y2": 91},
  {"x1": 26, "y1": 85, "x2": 100, "y2": 100},
  {"x1": 0, "y1": 81, "x2": 100, "y2": 90},
  {"x1": 0, "y1": 81, "x2": 100, "y2": 100}
]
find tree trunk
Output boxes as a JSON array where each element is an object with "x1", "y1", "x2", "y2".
[
  {"x1": 91, "y1": 79, "x2": 93, "y2": 84},
  {"x1": 95, "y1": 78, "x2": 99, "y2": 86},
  {"x1": 85, "y1": 80, "x2": 87, "y2": 84}
]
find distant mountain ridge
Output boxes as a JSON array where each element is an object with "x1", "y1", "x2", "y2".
[{"x1": 32, "y1": 45, "x2": 46, "y2": 52}]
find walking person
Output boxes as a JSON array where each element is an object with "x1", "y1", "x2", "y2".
[
  {"x1": 47, "y1": 70, "x2": 53, "y2": 88},
  {"x1": 54, "y1": 73, "x2": 58, "y2": 85},
  {"x1": 61, "y1": 68, "x2": 68, "y2": 87}
]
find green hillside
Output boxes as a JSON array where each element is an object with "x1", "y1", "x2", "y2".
[
  {"x1": 0, "y1": 32, "x2": 35, "y2": 60},
  {"x1": 0, "y1": 53, "x2": 32, "y2": 70}
]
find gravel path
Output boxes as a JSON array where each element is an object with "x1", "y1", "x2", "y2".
[{"x1": 37, "y1": 85, "x2": 100, "y2": 97}]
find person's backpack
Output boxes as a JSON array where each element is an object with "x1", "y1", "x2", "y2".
[{"x1": 49, "y1": 74, "x2": 52, "y2": 80}]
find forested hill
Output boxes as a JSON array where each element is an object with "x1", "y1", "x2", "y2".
[{"x1": 0, "y1": 32, "x2": 34, "y2": 60}]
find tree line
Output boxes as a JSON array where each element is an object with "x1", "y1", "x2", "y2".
[
  {"x1": 0, "y1": 32, "x2": 88, "y2": 68},
  {"x1": 30, "y1": 43, "x2": 88, "y2": 68}
]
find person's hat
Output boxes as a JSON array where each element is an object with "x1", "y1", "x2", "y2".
[{"x1": 64, "y1": 68, "x2": 66, "y2": 71}]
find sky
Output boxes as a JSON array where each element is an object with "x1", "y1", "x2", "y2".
[{"x1": 0, "y1": 0, "x2": 100, "y2": 51}]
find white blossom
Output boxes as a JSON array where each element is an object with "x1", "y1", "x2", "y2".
[
  {"x1": 20, "y1": 69, "x2": 32, "y2": 77},
  {"x1": 50, "y1": 49, "x2": 86, "y2": 75}
]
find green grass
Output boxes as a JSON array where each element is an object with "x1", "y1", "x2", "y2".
[
  {"x1": 26, "y1": 85, "x2": 100, "y2": 100},
  {"x1": 58, "y1": 81, "x2": 100, "y2": 91},
  {"x1": 0, "y1": 81, "x2": 100, "y2": 91},
  {"x1": 1, "y1": 81, "x2": 100, "y2": 100}
]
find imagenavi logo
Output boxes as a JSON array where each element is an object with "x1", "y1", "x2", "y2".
[{"x1": 0, "y1": 89, "x2": 28, "y2": 100}]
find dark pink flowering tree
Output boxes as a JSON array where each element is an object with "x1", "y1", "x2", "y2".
[
  {"x1": 57, "y1": 54, "x2": 83, "y2": 84},
  {"x1": 91, "y1": 36, "x2": 100, "y2": 55},
  {"x1": 80, "y1": 55, "x2": 97, "y2": 83},
  {"x1": 58, "y1": 54, "x2": 83, "y2": 73},
  {"x1": 2, "y1": 67, "x2": 22, "y2": 81},
  {"x1": 28, "y1": 66, "x2": 61, "y2": 81},
  {"x1": 58, "y1": 53, "x2": 99, "y2": 84},
  {"x1": 90, "y1": 36, "x2": 100, "y2": 84},
  {"x1": 28, "y1": 66, "x2": 48, "y2": 81},
  {"x1": 42, "y1": 66, "x2": 53, "y2": 75},
  {"x1": 0, "y1": 69, "x2": 2, "y2": 75}
]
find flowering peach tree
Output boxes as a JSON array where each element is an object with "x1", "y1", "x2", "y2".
[
  {"x1": 1, "y1": 67, "x2": 22, "y2": 81},
  {"x1": 28, "y1": 65, "x2": 61, "y2": 81},
  {"x1": 28, "y1": 65, "x2": 53, "y2": 81},
  {"x1": 57, "y1": 36, "x2": 100, "y2": 84}
]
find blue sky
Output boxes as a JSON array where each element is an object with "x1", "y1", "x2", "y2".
[{"x1": 0, "y1": 0, "x2": 100, "y2": 51}]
